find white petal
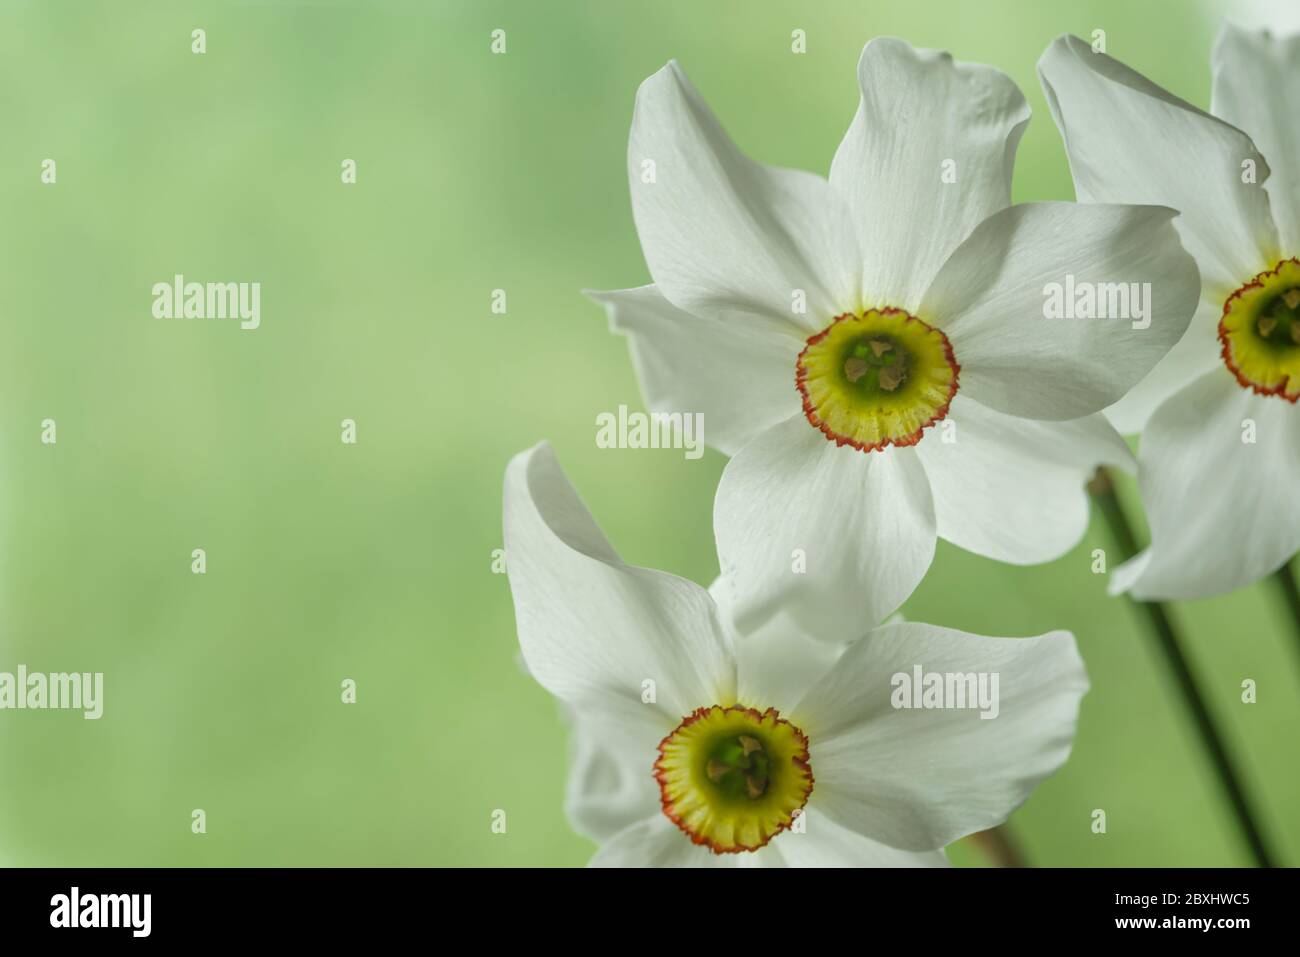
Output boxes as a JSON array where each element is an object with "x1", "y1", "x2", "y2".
[
  {"x1": 588, "y1": 285, "x2": 802, "y2": 456},
  {"x1": 1038, "y1": 33, "x2": 1279, "y2": 295},
  {"x1": 707, "y1": 576, "x2": 853, "y2": 716},
  {"x1": 503, "y1": 442, "x2": 734, "y2": 724},
  {"x1": 714, "y1": 415, "x2": 936, "y2": 643},
  {"x1": 732, "y1": 625, "x2": 851, "y2": 717},
  {"x1": 794, "y1": 621, "x2": 1087, "y2": 851},
  {"x1": 1212, "y1": 22, "x2": 1300, "y2": 254},
  {"x1": 1110, "y1": 370, "x2": 1300, "y2": 599},
  {"x1": 830, "y1": 37, "x2": 1030, "y2": 311},
  {"x1": 1107, "y1": 548, "x2": 1152, "y2": 598},
  {"x1": 589, "y1": 814, "x2": 740, "y2": 868},
  {"x1": 563, "y1": 710, "x2": 662, "y2": 844},
  {"x1": 734, "y1": 844, "x2": 788, "y2": 868},
  {"x1": 1102, "y1": 299, "x2": 1223, "y2": 435},
  {"x1": 1221, "y1": 0, "x2": 1300, "y2": 33},
  {"x1": 922, "y1": 202, "x2": 1200, "y2": 420},
  {"x1": 915, "y1": 395, "x2": 1133, "y2": 564},
  {"x1": 771, "y1": 808, "x2": 949, "y2": 867},
  {"x1": 628, "y1": 61, "x2": 860, "y2": 332}
]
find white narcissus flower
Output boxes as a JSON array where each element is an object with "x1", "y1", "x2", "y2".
[
  {"x1": 589, "y1": 38, "x2": 1200, "y2": 642},
  {"x1": 504, "y1": 442, "x2": 1089, "y2": 867},
  {"x1": 1039, "y1": 26, "x2": 1300, "y2": 599}
]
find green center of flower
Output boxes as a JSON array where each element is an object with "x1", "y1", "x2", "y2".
[
  {"x1": 655, "y1": 705, "x2": 813, "y2": 854},
  {"x1": 797, "y1": 308, "x2": 960, "y2": 451},
  {"x1": 1219, "y1": 257, "x2": 1300, "y2": 402},
  {"x1": 705, "y1": 733, "x2": 770, "y2": 800},
  {"x1": 843, "y1": 335, "x2": 910, "y2": 393},
  {"x1": 1254, "y1": 290, "x2": 1300, "y2": 343}
]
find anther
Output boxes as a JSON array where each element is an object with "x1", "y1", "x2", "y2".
[{"x1": 878, "y1": 364, "x2": 904, "y2": 392}]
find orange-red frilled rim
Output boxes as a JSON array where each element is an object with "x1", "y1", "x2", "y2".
[
  {"x1": 797, "y1": 308, "x2": 960, "y2": 451},
  {"x1": 654, "y1": 704, "x2": 813, "y2": 854},
  {"x1": 1219, "y1": 257, "x2": 1300, "y2": 402}
]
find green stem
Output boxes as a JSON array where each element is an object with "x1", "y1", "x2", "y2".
[
  {"x1": 1090, "y1": 468, "x2": 1275, "y2": 868},
  {"x1": 1271, "y1": 560, "x2": 1300, "y2": 664},
  {"x1": 969, "y1": 825, "x2": 1027, "y2": 868}
]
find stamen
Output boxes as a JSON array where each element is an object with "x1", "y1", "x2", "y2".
[{"x1": 878, "y1": 363, "x2": 904, "y2": 392}]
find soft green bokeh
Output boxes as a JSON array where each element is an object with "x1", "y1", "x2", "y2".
[{"x1": 0, "y1": 0, "x2": 1295, "y2": 866}]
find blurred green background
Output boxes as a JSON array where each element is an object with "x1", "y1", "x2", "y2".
[{"x1": 0, "y1": 0, "x2": 1296, "y2": 866}]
